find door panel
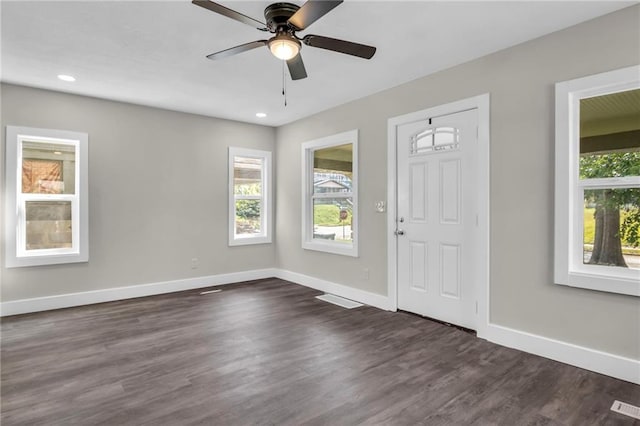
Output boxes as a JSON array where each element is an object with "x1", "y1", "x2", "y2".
[
  {"x1": 396, "y1": 109, "x2": 478, "y2": 329},
  {"x1": 440, "y1": 243, "x2": 460, "y2": 299},
  {"x1": 410, "y1": 163, "x2": 427, "y2": 222},
  {"x1": 410, "y1": 241, "x2": 428, "y2": 292},
  {"x1": 440, "y1": 159, "x2": 460, "y2": 224}
]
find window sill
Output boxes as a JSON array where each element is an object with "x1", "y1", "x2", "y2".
[
  {"x1": 302, "y1": 240, "x2": 358, "y2": 257},
  {"x1": 559, "y1": 270, "x2": 640, "y2": 297},
  {"x1": 229, "y1": 236, "x2": 272, "y2": 247},
  {"x1": 6, "y1": 252, "x2": 88, "y2": 268}
]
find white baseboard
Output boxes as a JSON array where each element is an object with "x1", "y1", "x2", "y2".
[
  {"x1": 2, "y1": 268, "x2": 636, "y2": 385},
  {"x1": 0, "y1": 268, "x2": 277, "y2": 317},
  {"x1": 274, "y1": 269, "x2": 392, "y2": 311},
  {"x1": 0, "y1": 267, "x2": 390, "y2": 316},
  {"x1": 485, "y1": 323, "x2": 640, "y2": 385}
]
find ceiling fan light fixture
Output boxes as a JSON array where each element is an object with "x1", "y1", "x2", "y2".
[{"x1": 268, "y1": 35, "x2": 300, "y2": 61}]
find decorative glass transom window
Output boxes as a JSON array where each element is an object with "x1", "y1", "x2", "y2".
[
  {"x1": 555, "y1": 66, "x2": 640, "y2": 296},
  {"x1": 5, "y1": 126, "x2": 89, "y2": 267},
  {"x1": 410, "y1": 126, "x2": 460, "y2": 155}
]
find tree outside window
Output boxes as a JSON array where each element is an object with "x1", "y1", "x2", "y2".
[{"x1": 579, "y1": 89, "x2": 640, "y2": 271}]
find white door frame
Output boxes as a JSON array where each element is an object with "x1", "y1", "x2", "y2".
[{"x1": 387, "y1": 94, "x2": 490, "y2": 338}]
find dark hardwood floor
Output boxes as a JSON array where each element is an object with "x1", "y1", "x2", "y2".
[{"x1": 1, "y1": 278, "x2": 639, "y2": 425}]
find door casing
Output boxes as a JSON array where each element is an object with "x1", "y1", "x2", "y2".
[{"x1": 387, "y1": 94, "x2": 490, "y2": 338}]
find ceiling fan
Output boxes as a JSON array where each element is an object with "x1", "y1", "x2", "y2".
[{"x1": 192, "y1": 0, "x2": 377, "y2": 80}]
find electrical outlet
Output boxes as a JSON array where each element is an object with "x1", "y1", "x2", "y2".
[
  {"x1": 191, "y1": 257, "x2": 199, "y2": 269},
  {"x1": 362, "y1": 268, "x2": 370, "y2": 280},
  {"x1": 375, "y1": 201, "x2": 386, "y2": 213}
]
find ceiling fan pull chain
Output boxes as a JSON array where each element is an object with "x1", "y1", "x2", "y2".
[{"x1": 282, "y1": 60, "x2": 287, "y2": 107}]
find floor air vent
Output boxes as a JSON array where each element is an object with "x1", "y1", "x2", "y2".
[
  {"x1": 316, "y1": 294, "x2": 363, "y2": 309},
  {"x1": 611, "y1": 400, "x2": 640, "y2": 420}
]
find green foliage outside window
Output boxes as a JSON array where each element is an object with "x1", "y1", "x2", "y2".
[
  {"x1": 580, "y1": 152, "x2": 640, "y2": 248},
  {"x1": 313, "y1": 204, "x2": 352, "y2": 226},
  {"x1": 235, "y1": 182, "x2": 261, "y2": 233},
  {"x1": 580, "y1": 151, "x2": 640, "y2": 267}
]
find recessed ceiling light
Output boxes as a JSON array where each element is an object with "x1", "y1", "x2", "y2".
[
  {"x1": 53, "y1": 151, "x2": 62, "y2": 155},
  {"x1": 57, "y1": 74, "x2": 76, "y2": 82},
  {"x1": 256, "y1": 112, "x2": 267, "y2": 118}
]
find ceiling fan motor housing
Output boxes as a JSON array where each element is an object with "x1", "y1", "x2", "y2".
[{"x1": 264, "y1": 3, "x2": 300, "y2": 32}]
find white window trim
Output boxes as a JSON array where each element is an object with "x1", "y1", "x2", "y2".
[
  {"x1": 228, "y1": 147, "x2": 272, "y2": 246},
  {"x1": 554, "y1": 65, "x2": 640, "y2": 296},
  {"x1": 5, "y1": 126, "x2": 89, "y2": 268},
  {"x1": 301, "y1": 129, "x2": 358, "y2": 257}
]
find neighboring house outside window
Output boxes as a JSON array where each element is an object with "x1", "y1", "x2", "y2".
[{"x1": 302, "y1": 129, "x2": 358, "y2": 257}]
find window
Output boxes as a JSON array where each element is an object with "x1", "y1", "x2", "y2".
[
  {"x1": 555, "y1": 66, "x2": 640, "y2": 296},
  {"x1": 228, "y1": 147, "x2": 272, "y2": 246},
  {"x1": 410, "y1": 126, "x2": 460, "y2": 154},
  {"x1": 5, "y1": 126, "x2": 88, "y2": 267},
  {"x1": 302, "y1": 130, "x2": 358, "y2": 257}
]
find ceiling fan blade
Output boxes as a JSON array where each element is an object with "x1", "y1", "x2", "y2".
[
  {"x1": 303, "y1": 35, "x2": 376, "y2": 59},
  {"x1": 192, "y1": 0, "x2": 267, "y2": 30},
  {"x1": 287, "y1": 0, "x2": 343, "y2": 31},
  {"x1": 206, "y1": 40, "x2": 268, "y2": 60},
  {"x1": 287, "y1": 54, "x2": 308, "y2": 80}
]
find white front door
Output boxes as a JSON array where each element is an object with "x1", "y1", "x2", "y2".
[{"x1": 396, "y1": 108, "x2": 478, "y2": 329}]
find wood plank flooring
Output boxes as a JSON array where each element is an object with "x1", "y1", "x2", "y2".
[{"x1": 1, "y1": 278, "x2": 639, "y2": 425}]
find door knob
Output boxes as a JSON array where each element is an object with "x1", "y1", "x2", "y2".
[{"x1": 395, "y1": 229, "x2": 405, "y2": 236}]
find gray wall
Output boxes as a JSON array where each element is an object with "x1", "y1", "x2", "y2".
[
  {"x1": 1, "y1": 84, "x2": 277, "y2": 301},
  {"x1": 275, "y1": 6, "x2": 640, "y2": 359}
]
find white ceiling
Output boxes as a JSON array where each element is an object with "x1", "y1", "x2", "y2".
[{"x1": 1, "y1": 1, "x2": 633, "y2": 127}]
